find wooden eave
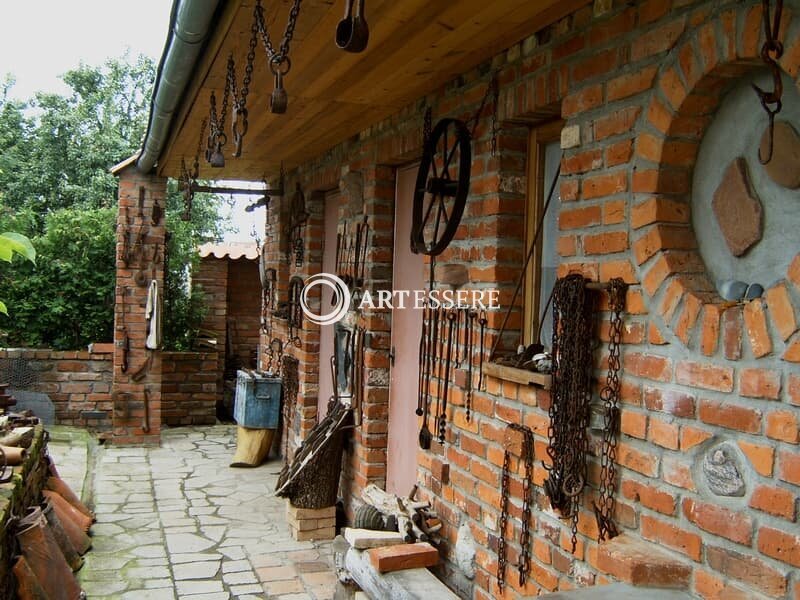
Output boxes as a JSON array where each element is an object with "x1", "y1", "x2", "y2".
[{"x1": 157, "y1": 0, "x2": 591, "y2": 181}]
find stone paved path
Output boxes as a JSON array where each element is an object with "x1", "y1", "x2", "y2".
[{"x1": 53, "y1": 425, "x2": 336, "y2": 600}]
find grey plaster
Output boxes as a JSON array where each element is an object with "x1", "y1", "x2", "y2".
[{"x1": 692, "y1": 70, "x2": 800, "y2": 290}]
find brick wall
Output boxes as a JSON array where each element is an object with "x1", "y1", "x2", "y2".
[
  {"x1": 0, "y1": 348, "x2": 113, "y2": 435},
  {"x1": 266, "y1": 0, "x2": 800, "y2": 598},
  {"x1": 226, "y1": 259, "x2": 261, "y2": 370},
  {"x1": 161, "y1": 351, "x2": 219, "y2": 426},
  {"x1": 196, "y1": 255, "x2": 228, "y2": 404}
]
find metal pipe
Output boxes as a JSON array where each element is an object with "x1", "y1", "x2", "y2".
[{"x1": 137, "y1": 0, "x2": 223, "y2": 173}]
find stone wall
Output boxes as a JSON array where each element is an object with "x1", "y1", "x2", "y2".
[{"x1": 264, "y1": 0, "x2": 800, "y2": 597}]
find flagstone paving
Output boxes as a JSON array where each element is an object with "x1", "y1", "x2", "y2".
[{"x1": 50, "y1": 425, "x2": 337, "y2": 600}]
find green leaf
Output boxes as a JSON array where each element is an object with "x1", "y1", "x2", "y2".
[
  {"x1": 0, "y1": 301, "x2": 6, "y2": 316},
  {"x1": 0, "y1": 232, "x2": 36, "y2": 264}
]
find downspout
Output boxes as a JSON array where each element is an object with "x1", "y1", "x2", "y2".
[{"x1": 137, "y1": 0, "x2": 223, "y2": 174}]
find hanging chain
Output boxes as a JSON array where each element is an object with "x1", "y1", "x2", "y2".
[
  {"x1": 543, "y1": 274, "x2": 593, "y2": 554},
  {"x1": 467, "y1": 72, "x2": 500, "y2": 153},
  {"x1": 753, "y1": 0, "x2": 784, "y2": 164},
  {"x1": 255, "y1": 0, "x2": 302, "y2": 64},
  {"x1": 497, "y1": 423, "x2": 535, "y2": 591},
  {"x1": 206, "y1": 85, "x2": 229, "y2": 165},
  {"x1": 181, "y1": 118, "x2": 207, "y2": 220},
  {"x1": 593, "y1": 278, "x2": 627, "y2": 543},
  {"x1": 229, "y1": 12, "x2": 259, "y2": 157}
]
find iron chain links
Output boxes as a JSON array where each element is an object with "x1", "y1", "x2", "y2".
[
  {"x1": 593, "y1": 278, "x2": 627, "y2": 542},
  {"x1": 497, "y1": 423, "x2": 535, "y2": 592},
  {"x1": 543, "y1": 274, "x2": 593, "y2": 553},
  {"x1": 753, "y1": 0, "x2": 785, "y2": 164},
  {"x1": 255, "y1": 0, "x2": 302, "y2": 73}
]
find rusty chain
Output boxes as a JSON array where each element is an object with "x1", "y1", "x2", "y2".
[
  {"x1": 753, "y1": 0, "x2": 784, "y2": 164},
  {"x1": 228, "y1": 12, "x2": 259, "y2": 157},
  {"x1": 255, "y1": 0, "x2": 302, "y2": 72},
  {"x1": 593, "y1": 278, "x2": 627, "y2": 543},
  {"x1": 497, "y1": 423, "x2": 534, "y2": 591},
  {"x1": 467, "y1": 72, "x2": 500, "y2": 155},
  {"x1": 544, "y1": 273, "x2": 593, "y2": 554}
]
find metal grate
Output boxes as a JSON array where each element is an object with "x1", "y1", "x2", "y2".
[{"x1": 0, "y1": 356, "x2": 39, "y2": 390}]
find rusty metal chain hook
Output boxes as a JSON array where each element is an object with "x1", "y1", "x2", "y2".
[{"x1": 753, "y1": 0, "x2": 785, "y2": 164}]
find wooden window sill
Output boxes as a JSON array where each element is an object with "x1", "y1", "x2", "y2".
[{"x1": 483, "y1": 361, "x2": 552, "y2": 389}]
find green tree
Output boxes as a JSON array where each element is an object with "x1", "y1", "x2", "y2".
[{"x1": 0, "y1": 55, "x2": 227, "y2": 350}]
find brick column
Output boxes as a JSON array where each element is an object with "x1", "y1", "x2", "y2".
[
  {"x1": 111, "y1": 164, "x2": 167, "y2": 444},
  {"x1": 195, "y1": 256, "x2": 229, "y2": 406}
]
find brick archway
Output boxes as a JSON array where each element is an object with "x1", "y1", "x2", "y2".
[{"x1": 631, "y1": 3, "x2": 800, "y2": 363}]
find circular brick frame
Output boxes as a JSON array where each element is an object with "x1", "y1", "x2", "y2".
[{"x1": 632, "y1": 4, "x2": 800, "y2": 362}]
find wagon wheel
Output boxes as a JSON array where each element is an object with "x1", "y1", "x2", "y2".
[{"x1": 411, "y1": 118, "x2": 471, "y2": 256}]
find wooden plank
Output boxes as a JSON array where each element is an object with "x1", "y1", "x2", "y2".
[
  {"x1": 483, "y1": 361, "x2": 552, "y2": 389},
  {"x1": 343, "y1": 528, "x2": 406, "y2": 550},
  {"x1": 367, "y1": 543, "x2": 439, "y2": 573}
]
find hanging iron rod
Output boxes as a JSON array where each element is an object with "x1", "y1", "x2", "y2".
[{"x1": 190, "y1": 182, "x2": 283, "y2": 196}]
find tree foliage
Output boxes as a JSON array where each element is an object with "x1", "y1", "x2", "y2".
[{"x1": 0, "y1": 55, "x2": 226, "y2": 350}]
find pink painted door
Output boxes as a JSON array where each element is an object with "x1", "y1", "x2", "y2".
[
  {"x1": 386, "y1": 165, "x2": 424, "y2": 496},
  {"x1": 318, "y1": 191, "x2": 341, "y2": 421}
]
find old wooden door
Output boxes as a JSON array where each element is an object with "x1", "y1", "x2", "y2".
[
  {"x1": 386, "y1": 165, "x2": 424, "y2": 496},
  {"x1": 317, "y1": 191, "x2": 341, "y2": 421}
]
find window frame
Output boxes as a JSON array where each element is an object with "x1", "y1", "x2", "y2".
[{"x1": 523, "y1": 120, "x2": 563, "y2": 347}]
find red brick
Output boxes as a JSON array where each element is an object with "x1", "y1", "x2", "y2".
[
  {"x1": 648, "y1": 417, "x2": 679, "y2": 450},
  {"x1": 789, "y1": 254, "x2": 800, "y2": 289},
  {"x1": 571, "y1": 48, "x2": 619, "y2": 84},
  {"x1": 368, "y1": 542, "x2": 438, "y2": 572},
  {"x1": 739, "y1": 368, "x2": 781, "y2": 399},
  {"x1": 643, "y1": 251, "x2": 704, "y2": 296},
  {"x1": 680, "y1": 425, "x2": 713, "y2": 450},
  {"x1": 765, "y1": 282, "x2": 798, "y2": 341},
  {"x1": 758, "y1": 527, "x2": 800, "y2": 568},
  {"x1": 743, "y1": 299, "x2": 772, "y2": 358},
  {"x1": 766, "y1": 410, "x2": 799, "y2": 444},
  {"x1": 698, "y1": 398, "x2": 761, "y2": 434},
  {"x1": 722, "y1": 306, "x2": 743, "y2": 360},
  {"x1": 589, "y1": 8, "x2": 636, "y2": 45},
  {"x1": 598, "y1": 260, "x2": 637, "y2": 284},
  {"x1": 631, "y1": 18, "x2": 687, "y2": 61},
  {"x1": 700, "y1": 304, "x2": 721, "y2": 356},
  {"x1": 563, "y1": 84, "x2": 603, "y2": 118},
  {"x1": 749, "y1": 485, "x2": 796, "y2": 520},
  {"x1": 705, "y1": 545, "x2": 788, "y2": 598},
  {"x1": 562, "y1": 149, "x2": 603, "y2": 175},
  {"x1": 674, "y1": 294, "x2": 703, "y2": 344},
  {"x1": 616, "y1": 442, "x2": 658, "y2": 477},
  {"x1": 582, "y1": 171, "x2": 627, "y2": 200},
  {"x1": 559, "y1": 205, "x2": 602, "y2": 230},
  {"x1": 737, "y1": 440, "x2": 774, "y2": 477},
  {"x1": 620, "y1": 410, "x2": 647, "y2": 439},
  {"x1": 641, "y1": 515, "x2": 702, "y2": 561},
  {"x1": 785, "y1": 337, "x2": 800, "y2": 363},
  {"x1": 621, "y1": 479, "x2": 676, "y2": 515},
  {"x1": 676, "y1": 361, "x2": 733, "y2": 392},
  {"x1": 607, "y1": 66, "x2": 658, "y2": 102},
  {"x1": 659, "y1": 67, "x2": 688, "y2": 111},
  {"x1": 648, "y1": 322, "x2": 667, "y2": 345},
  {"x1": 695, "y1": 568, "x2": 755, "y2": 599},
  {"x1": 602, "y1": 199, "x2": 626, "y2": 224},
  {"x1": 593, "y1": 106, "x2": 642, "y2": 141},
  {"x1": 632, "y1": 169, "x2": 690, "y2": 194},
  {"x1": 631, "y1": 197, "x2": 690, "y2": 230},
  {"x1": 789, "y1": 374, "x2": 800, "y2": 406},
  {"x1": 623, "y1": 353, "x2": 672, "y2": 382},
  {"x1": 633, "y1": 225, "x2": 696, "y2": 265},
  {"x1": 683, "y1": 498, "x2": 753, "y2": 546},
  {"x1": 583, "y1": 231, "x2": 629, "y2": 255},
  {"x1": 778, "y1": 450, "x2": 800, "y2": 485}
]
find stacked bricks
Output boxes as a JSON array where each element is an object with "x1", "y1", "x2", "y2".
[
  {"x1": 0, "y1": 348, "x2": 113, "y2": 435},
  {"x1": 285, "y1": 501, "x2": 336, "y2": 541},
  {"x1": 161, "y1": 351, "x2": 219, "y2": 426},
  {"x1": 226, "y1": 259, "x2": 261, "y2": 370},
  {"x1": 112, "y1": 164, "x2": 167, "y2": 444},
  {"x1": 254, "y1": 0, "x2": 800, "y2": 597}
]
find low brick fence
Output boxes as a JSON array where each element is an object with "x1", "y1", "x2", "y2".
[
  {"x1": 161, "y1": 351, "x2": 219, "y2": 426},
  {"x1": 0, "y1": 348, "x2": 220, "y2": 435}
]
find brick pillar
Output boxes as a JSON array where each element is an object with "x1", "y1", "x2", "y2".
[
  {"x1": 195, "y1": 256, "x2": 229, "y2": 406},
  {"x1": 111, "y1": 164, "x2": 167, "y2": 444}
]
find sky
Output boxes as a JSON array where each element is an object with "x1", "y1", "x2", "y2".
[{"x1": 0, "y1": 1, "x2": 263, "y2": 243}]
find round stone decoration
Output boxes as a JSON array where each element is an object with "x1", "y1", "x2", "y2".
[{"x1": 702, "y1": 443, "x2": 746, "y2": 497}]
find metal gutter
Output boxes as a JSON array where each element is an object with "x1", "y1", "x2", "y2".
[{"x1": 137, "y1": 0, "x2": 223, "y2": 174}]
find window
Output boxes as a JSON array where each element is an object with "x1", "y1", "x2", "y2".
[{"x1": 523, "y1": 122, "x2": 562, "y2": 349}]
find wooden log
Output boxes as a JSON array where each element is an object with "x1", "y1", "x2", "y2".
[
  {"x1": 230, "y1": 426, "x2": 274, "y2": 467},
  {"x1": 345, "y1": 547, "x2": 459, "y2": 600},
  {"x1": 0, "y1": 445, "x2": 25, "y2": 465},
  {"x1": 368, "y1": 543, "x2": 439, "y2": 573}
]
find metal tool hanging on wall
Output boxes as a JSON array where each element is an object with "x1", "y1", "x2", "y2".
[
  {"x1": 543, "y1": 274, "x2": 594, "y2": 554},
  {"x1": 411, "y1": 74, "x2": 498, "y2": 256},
  {"x1": 497, "y1": 423, "x2": 535, "y2": 591},
  {"x1": 753, "y1": 0, "x2": 785, "y2": 164},
  {"x1": 335, "y1": 0, "x2": 368, "y2": 53},
  {"x1": 593, "y1": 278, "x2": 627, "y2": 542},
  {"x1": 289, "y1": 183, "x2": 309, "y2": 266}
]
